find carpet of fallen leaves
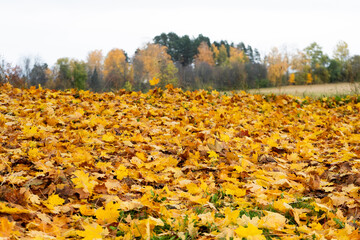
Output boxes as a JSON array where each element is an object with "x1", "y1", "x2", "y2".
[{"x1": 1, "y1": 83, "x2": 360, "y2": 240}]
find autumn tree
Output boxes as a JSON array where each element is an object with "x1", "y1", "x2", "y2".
[
  {"x1": 304, "y1": 42, "x2": 329, "y2": 83},
  {"x1": 87, "y1": 50, "x2": 104, "y2": 91},
  {"x1": 288, "y1": 73, "x2": 295, "y2": 85},
  {"x1": 290, "y1": 50, "x2": 311, "y2": 84},
  {"x1": 192, "y1": 34, "x2": 211, "y2": 51},
  {"x1": 266, "y1": 47, "x2": 289, "y2": 86},
  {"x1": 212, "y1": 44, "x2": 219, "y2": 63},
  {"x1": 195, "y1": 42, "x2": 215, "y2": 66},
  {"x1": 333, "y1": 40, "x2": 351, "y2": 82},
  {"x1": 87, "y1": 50, "x2": 104, "y2": 73},
  {"x1": 227, "y1": 46, "x2": 247, "y2": 89},
  {"x1": 132, "y1": 43, "x2": 178, "y2": 90},
  {"x1": 306, "y1": 73, "x2": 313, "y2": 84},
  {"x1": 103, "y1": 48, "x2": 130, "y2": 90},
  {"x1": 333, "y1": 41, "x2": 350, "y2": 64},
  {"x1": 153, "y1": 32, "x2": 182, "y2": 64},
  {"x1": 4, "y1": 64, "x2": 26, "y2": 88},
  {"x1": 237, "y1": 42, "x2": 261, "y2": 63},
  {"x1": 217, "y1": 44, "x2": 229, "y2": 66},
  {"x1": 229, "y1": 46, "x2": 247, "y2": 64}
]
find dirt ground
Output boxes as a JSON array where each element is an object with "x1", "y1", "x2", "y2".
[{"x1": 248, "y1": 82, "x2": 360, "y2": 97}]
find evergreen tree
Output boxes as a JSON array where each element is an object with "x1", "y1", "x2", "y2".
[{"x1": 89, "y1": 67, "x2": 101, "y2": 92}]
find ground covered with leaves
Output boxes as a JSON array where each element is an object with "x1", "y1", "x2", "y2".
[{"x1": 1, "y1": 83, "x2": 360, "y2": 239}]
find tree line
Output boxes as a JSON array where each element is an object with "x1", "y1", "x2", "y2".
[{"x1": 1, "y1": 32, "x2": 360, "y2": 92}]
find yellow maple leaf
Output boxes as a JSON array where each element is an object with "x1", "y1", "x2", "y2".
[
  {"x1": 149, "y1": 77, "x2": 160, "y2": 86},
  {"x1": 0, "y1": 202, "x2": 30, "y2": 214},
  {"x1": 72, "y1": 170, "x2": 97, "y2": 194},
  {"x1": 220, "y1": 133, "x2": 230, "y2": 143},
  {"x1": 136, "y1": 152, "x2": 147, "y2": 161},
  {"x1": 234, "y1": 165, "x2": 245, "y2": 173},
  {"x1": 102, "y1": 132, "x2": 115, "y2": 142},
  {"x1": 235, "y1": 223, "x2": 265, "y2": 240},
  {"x1": 287, "y1": 152, "x2": 300, "y2": 162},
  {"x1": 22, "y1": 125, "x2": 39, "y2": 138},
  {"x1": 165, "y1": 156, "x2": 178, "y2": 167},
  {"x1": 181, "y1": 191, "x2": 208, "y2": 205},
  {"x1": 95, "y1": 201, "x2": 121, "y2": 224},
  {"x1": 77, "y1": 222, "x2": 107, "y2": 240},
  {"x1": 131, "y1": 133, "x2": 145, "y2": 142},
  {"x1": 186, "y1": 182, "x2": 202, "y2": 194},
  {"x1": 222, "y1": 182, "x2": 246, "y2": 197},
  {"x1": 44, "y1": 194, "x2": 65, "y2": 210},
  {"x1": 198, "y1": 212, "x2": 215, "y2": 226},
  {"x1": 79, "y1": 204, "x2": 95, "y2": 216},
  {"x1": 115, "y1": 165, "x2": 129, "y2": 180},
  {"x1": 208, "y1": 150, "x2": 219, "y2": 159},
  {"x1": 273, "y1": 199, "x2": 292, "y2": 212},
  {"x1": 72, "y1": 148, "x2": 93, "y2": 164},
  {"x1": 28, "y1": 148, "x2": 44, "y2": 160},
  {"x1": 261, "y1": 102, "x2": 272, "y2": 112},
  {"x1": 258, "y1": 211, "x2": 287, "y2": 230},
  {"x1": 224, "y1": 207, "x2": 240, "y2": 224}
]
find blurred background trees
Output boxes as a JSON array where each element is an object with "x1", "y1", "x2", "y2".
[
  {"x1": 132, "y1": 43, "x2": 178, "y2": 91},
  {"x1": 1, "y1": 33, "x2": 359, "y2": 92},
  {"x1": 87, "y1": 50, "x2": 103, "y2": 92},
  {"x1": 103, "y1": 48, "x2": 130, "y2": 91}
]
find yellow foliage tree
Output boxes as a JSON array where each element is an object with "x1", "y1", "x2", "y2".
[
  {"x1": 103, "y1": 48, "x2": 130, "y2": 90},
  {"x1": 266, "y1": 47, "x2": 289, "y2": 86},
  {"x1": 211, "y1": 44, "x2": 219, "y2": 63},
  {"x1": 291, "y1": 50, "x2": 310, "y2": 73},
  {"x1": 229, "y1": 46, "x2": 247, "y2": 64},
  {"x1": 290, "y1": 50, "x2": 311, "y2": 85},
  {"x1": 133, "y1": 43, "x2": 178, "y2": 88},
  {"x1": 87, "y1": 50, "x2": 103, "y2": 73},
  {"x1": 217, "y1": 44, "x2": 229, "y2": 66},
  {"x1": 306, "y1": 73, "x2": 313, "y2": 84},
  {"x1": 288, "y1": 73, "x2": 295, "y2": 85},
  {"x1": 195, "y1": 42, "x2": 215, "y2": 66}
]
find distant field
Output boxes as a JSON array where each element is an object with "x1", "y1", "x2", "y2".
[{"x1": 248, "y1": 82, "x2": 360, "y2": 97}]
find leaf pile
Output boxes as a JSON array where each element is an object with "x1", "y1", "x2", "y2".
[{"x1": 1, "y1": 83, "x2": 360, "y2": 239}]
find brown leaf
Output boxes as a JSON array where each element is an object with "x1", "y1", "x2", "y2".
[
  {"x1": 308, "y1": 173, "x2": 321, "y2": 191},
  {"x1": 94, "y1": 184, "x2": 108, "y2": 194},
  {"x1": 56, "y1": 185, "x2": 75, "y2": 200},
  {"x1": 0, "y1": 186, "x2": 27, "y2": 205},
  {"x1": 74, "y1": 188, "x2": 89, "y2": 199},
  {"x1": 257, "y1": 154, "x2": 276, "y2": 164}
]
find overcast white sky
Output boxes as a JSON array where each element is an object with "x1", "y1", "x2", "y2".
[{"x1": 0, "y1": 0, "x2": 359, "y2": 66}]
